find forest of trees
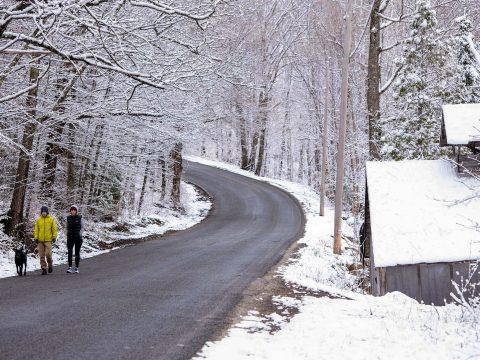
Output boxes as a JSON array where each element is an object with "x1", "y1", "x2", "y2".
[
  {"x1": 1, "y1": 0, "x2": 479, "y2": 242},
  {"x1": 0, "y1": 0, "x2": 222, "y2": 239},
  {"x1": 193, "y1": 0, "x2": 480, "y2": 225}
]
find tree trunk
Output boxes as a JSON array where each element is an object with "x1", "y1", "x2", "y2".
[
  {"x1": 320, "y1": 58, "x2": 330, "y2": 216},
  {"x1": 254, "y1": 90, "x2": 269, "y2": 176},
  {"x1": 280, "y1": 122, "x2": 288, "y2": 178},
  {"x1": 247, "y1": 131, "x2": 259, "y2": 172},
  {"x1": 238, "y1": 107, "x2": 249, "y2": 170},
  {"x1": 137, "y1": 159, "x2": 150, "y2": 216},
  {"x1": 306, "y1": 140, "x2": 312, "y2": 186},
  {"x1": 227, "y1": 130, "x2": 233, "y2": 161},
  {"x1": 24, "y1": 133, "x2": 42, "y2": 227},
  {"x1": 77, "y1": 120, "x2": 91, "y2": 190},
  {"x1": 367, "y1": 0, "x2": 382, "y2": 160},
  {"x1": 85, "y1": 125, "x2": 104, "y2": 208},
  {"x1": 314, "y1": 147, "x2": 321, "y2": 188},
  {"x1": 118, "y1": 146, "x2": 138, "y2": 215},
  {"x1": 43, "y1": 121, "x2": 66, "y2": 200},
  {"x1": 280, "y1": 68, "x2": 292, "y2": 179},
  {"x1": 288, "y1": 128, "x2": 293, "y2": 181},
  {"x1": 6, "y1": 64, "x2": 40, "y2": 237},
  {"x1": 159, "y1": 157, "x2": 167, "y2": 201},
  {"x1": 66, "y1": 123, "x2": 77, "y2": 204},
  {"x1": 299, "y1": 143, "x2": 305, "y2": 182},
  {"x1": 170, "y1": 142, "x2": 183, "y2": 208}
]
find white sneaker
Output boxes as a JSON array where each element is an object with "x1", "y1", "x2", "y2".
[
  {"x1": 66, "y1": 267, "x2": 74, "y2": 274},
  {"x1": 74, "y1": 267, "x2": 79, "y2": 274}
]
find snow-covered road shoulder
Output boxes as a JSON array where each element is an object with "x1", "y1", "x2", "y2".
[{"x1": 197, "y1": 292, "x2": 480, "y2": 360}]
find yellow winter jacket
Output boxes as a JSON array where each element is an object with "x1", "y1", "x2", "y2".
[{"x1": 34, "y1": 215, "x2": 58, "y2": 242}]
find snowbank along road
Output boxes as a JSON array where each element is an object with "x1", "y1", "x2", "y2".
[{"x1": 0, "y1": 161, "x2": 305, "y2": 360}]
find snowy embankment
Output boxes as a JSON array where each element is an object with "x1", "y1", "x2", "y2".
[
  {"x1": 0, "y1": 182, "x2": 211, "y2": 278},
  {"x1": 186, "y1": 156, "x2": 480, "y2": 360}
]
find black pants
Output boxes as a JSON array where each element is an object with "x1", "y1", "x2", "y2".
[{"x1": 67, "y1": 237, "x2": 83, "y2": 267}]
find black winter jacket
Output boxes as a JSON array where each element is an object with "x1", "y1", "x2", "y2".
[{"x1": 67, "y1": 215, "x2": 83, "y2": 240}]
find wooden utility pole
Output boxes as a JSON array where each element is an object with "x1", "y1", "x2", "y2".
[
  {"x1": 333, "y1": 0, "x2": 354, "y2": 255},
  {"x1": 320, "y1": 56, "x2": 329, "y2": 217}
]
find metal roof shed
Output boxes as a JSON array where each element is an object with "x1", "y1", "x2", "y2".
[
  {"x1": 440, "y1": 104, "x2": 480, "y2": 147},
  {"x1": 365, "y1": 160, "x2": 480, "y2": 305},
  {"x1": 441, "y1": 104, "x2": 480, "y2": 174}
]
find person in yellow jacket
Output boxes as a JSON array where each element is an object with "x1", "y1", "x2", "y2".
[{"x1": 33, "y1": 206, "x2": 58, "y2": 275}]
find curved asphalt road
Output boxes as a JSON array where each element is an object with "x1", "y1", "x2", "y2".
[{"x1": 0, "y1": 161, "x2": 304, "y2": 360}]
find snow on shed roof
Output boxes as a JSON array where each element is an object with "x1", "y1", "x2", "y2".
[
  {"x1": 442, "y1": 104, "x2": 480, "y2": 145},
  {"x1": 366, "y1": 160, "x2": 480, "y2": 267}
]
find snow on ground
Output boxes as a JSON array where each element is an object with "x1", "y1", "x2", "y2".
[
  {"x1": 196, "y1": 293, "x2": 480, "y2": 360},
  {"x1": 94, "y1": 182, "x2": 211, "y2": 242},
  {"x1": 0, "y1": 182, "x2": 211, "y2": 278},
  {"x1": 187, "y1": 156, "x2": 480, "y2": 360}
]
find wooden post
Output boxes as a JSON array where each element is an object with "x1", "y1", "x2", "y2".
[
  {"x1": 333, "y1": 0, "x2": 354, "y2": 255},
  {"x1": 320, "y1": 57, "x2": 329, "y2": 216}
]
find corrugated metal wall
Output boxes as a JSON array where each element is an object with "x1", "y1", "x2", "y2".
[{"x1": 371, "y1": 261, "x2": 480, "y2": 306}]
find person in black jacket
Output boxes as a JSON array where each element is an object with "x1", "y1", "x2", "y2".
[{"x1": 66, "y1": 205, "x2": 84, "y2": 274}]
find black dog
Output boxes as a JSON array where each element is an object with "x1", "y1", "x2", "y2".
[{"x1": 14, "y1": 245, "x2": 27, "y2": 276}]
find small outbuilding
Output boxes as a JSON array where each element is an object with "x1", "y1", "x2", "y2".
[
  {"x1": 365, "y1": 160, "x2": 480, "y2": 305},
  {"x1": 364, "y1": 103, "x2": 480, "y2": 305},
  {"x1": 440, "y1": 103, "x2": 480, "y2": 174}
]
